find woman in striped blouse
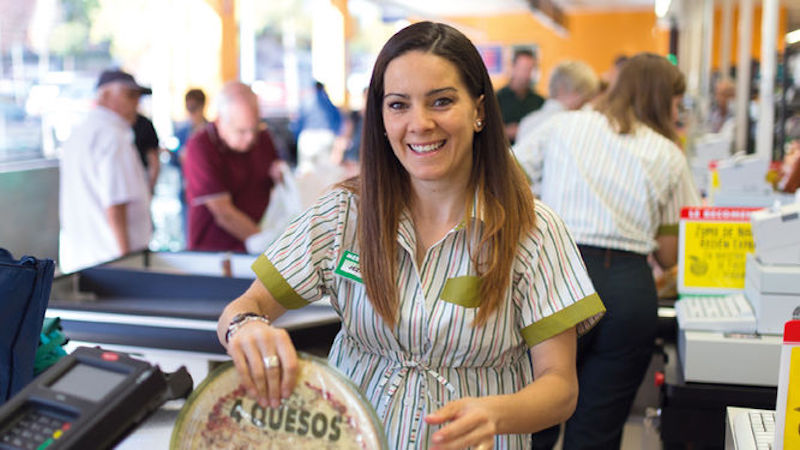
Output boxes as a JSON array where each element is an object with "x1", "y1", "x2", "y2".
[
  {"x1": 514, "y1": 54, "x2": 701, "y2": 449},
  {"x1": 218, "y1": 22, "x2": 605, "y2": 449}
]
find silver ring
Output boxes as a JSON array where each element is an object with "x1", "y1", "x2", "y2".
[{"x1": 262, "y1": 355, "x2": 280, "y2": 370}]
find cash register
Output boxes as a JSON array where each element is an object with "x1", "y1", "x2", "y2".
[
  {"x1": 707, "y1": 154, "x2": 795, "y2": 207},
  {"x1": 674, "y1": 201, "x2": 800, "y2": 386},
  {"x1": 0, "y1": 346, "x2": 192, "y2": 450}
]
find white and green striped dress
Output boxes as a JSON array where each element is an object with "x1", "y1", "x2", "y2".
[{"x1": 252, "y1": 188, "x2": 605, "y2": 449}]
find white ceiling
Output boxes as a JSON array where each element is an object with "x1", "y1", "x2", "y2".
[
  {"x1": 382, "y1": 0, "x2": 799, "y2": 30},
  {"x1": 377, "y1": 0, "x2": 528, "y2": 17},
  {"x1": 559, "y1": 0, "x2": 654, "y2": 10},
  {"x1": 378, "y1": 0, "x2": 654, "y2": 18}
]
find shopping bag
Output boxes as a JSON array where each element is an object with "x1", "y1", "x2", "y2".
[
  {"x1": 245, "y1": 165, "x2": 304, "y2": 254},
  {"x1": 0, "y1": 248, "x2": 55, "y2": 404}
]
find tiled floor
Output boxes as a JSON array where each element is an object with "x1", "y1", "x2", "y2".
[{"x1": 620, "y1": 415, "x2": 662, "y2": 450}]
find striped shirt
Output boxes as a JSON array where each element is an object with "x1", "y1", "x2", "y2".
[
  {"x1": 513, "y1": 109, "x2": 701, "y2": 254},
  {"x1": 516, "y1": 98, "x2": 566, "y2": 143},
  {"x1": 252, "y1": 188, "x2": 605, "y2": 449}
]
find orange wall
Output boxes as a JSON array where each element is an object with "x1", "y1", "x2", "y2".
[
  {"x1": 449, "y1": 10, "x2": 669, "y2": 94},
  {"x1": 449, "y1": 5, "x2": 787, "y2": 94},
  {"x1": 712, "y1": 5, "x2": 787, "y2": 72}
]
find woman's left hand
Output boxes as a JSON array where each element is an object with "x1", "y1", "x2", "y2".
[{"x1": 424, "y1": 397, "x2": 497, "y2": 450}]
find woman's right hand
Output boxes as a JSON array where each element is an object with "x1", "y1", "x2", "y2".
[{"x1": 226, "y1": 321, "x2": 299, "y2": 408}]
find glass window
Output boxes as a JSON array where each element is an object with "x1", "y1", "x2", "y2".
[{"x1": 0, "y1": 0, "x2": 116, "y2": 162}]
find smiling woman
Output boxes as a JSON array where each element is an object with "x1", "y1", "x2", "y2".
[
  {"x1": 218, "y1": 21, "x2": 605, "y2": 450},
  {"x1": 381, "y1": 51, "x2": 484, "y2": 192}
]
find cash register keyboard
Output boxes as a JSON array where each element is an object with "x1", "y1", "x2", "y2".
[
  {"x1": 675, "y1": 293, "x2": 757, "y2": 333},
  {"x1": 733, "y1": 409, "x2": 775, "y2": 450},
  {"x1": 0, "y1": 409, "x2": 72, "y2": 450}
]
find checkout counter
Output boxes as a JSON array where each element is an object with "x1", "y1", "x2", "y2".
[
  {"x1": 23, "y1": 201, "x2": 800, "y2": 447},
  {"x1": 46, "y1": 250, "x2": 341, "y2": 384},
  {"x1": 0, "y1": 250, "x2": 345, "y2": 449},
  {"x1": 662, "y1": 202, "x2": 800, "y2": 448}
]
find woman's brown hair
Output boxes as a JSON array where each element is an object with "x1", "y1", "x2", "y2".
[
  {"x1": 594, "y1": 52, "x2": 686, "y2": 142},
  {"x1": 341, "y1": 21, "x2": 535, "y2": 327}
]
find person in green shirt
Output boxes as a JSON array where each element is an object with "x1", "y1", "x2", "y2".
[{"x1": 496, "y1": 48, "x2": 545, "y2": 144}]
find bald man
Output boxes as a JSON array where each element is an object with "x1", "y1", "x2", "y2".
[
  {"x1": 183, "y1": 82, "x2": 284, "y2": 252},
  {"x1": 709, "y1": 78, "x2": 736, "y2": 133}
]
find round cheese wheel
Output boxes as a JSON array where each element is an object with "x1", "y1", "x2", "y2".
[{"x1": 170, "y1": 354, "x2": 387, "y2": 449}]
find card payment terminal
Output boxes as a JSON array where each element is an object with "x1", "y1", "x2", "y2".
[{"x1": 0, "y1": 346, "x2": 192, "y2": 450}]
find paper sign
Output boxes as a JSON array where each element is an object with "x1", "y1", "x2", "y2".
[
  {"x1": 678, "y1": 207, "x2": 760, "y2": 294},
  {"x1": 776, "y1": 321, "x2": 800, "y2": 449},
  {"x1": 782, "y1": 347, "x2": 800, "y2": 447}
]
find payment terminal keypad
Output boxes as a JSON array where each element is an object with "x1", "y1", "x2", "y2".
[{"x1": 0, "y1": 409, "x2": 72, "y2": 450}]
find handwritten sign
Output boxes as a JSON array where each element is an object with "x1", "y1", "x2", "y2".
[{"x1": 678, "y1": 207, "x2": 760, "y2": 294}]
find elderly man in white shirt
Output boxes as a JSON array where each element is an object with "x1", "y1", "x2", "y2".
[
  {"x1": 59, "y1": 70, "x2": 153, "y2": 273},
  {"x1": 516, "y1": 60, "x2": 599, "y2": 143}
]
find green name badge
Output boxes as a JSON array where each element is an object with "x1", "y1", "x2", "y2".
[{"x1": 334, "y1": 251, "x2": 362, "y2": 284}]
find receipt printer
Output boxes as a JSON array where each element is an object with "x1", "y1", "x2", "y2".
[
  {"x1": 751, "y1": 202, "x2": 800, "y2": 265},
  {"x1": 678, "y1": 329, "x2": 781, "y2": 386},
  {"x1": 745, "y1": 253, "x2": 800, "y2": 335},
  {"x1": 715, "y1": 154, "x2": 772, "y2": 195}
]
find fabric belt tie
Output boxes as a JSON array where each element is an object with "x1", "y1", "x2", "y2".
[{"x1": 375, "y1": 358, "x2": 457, "y2": 424}]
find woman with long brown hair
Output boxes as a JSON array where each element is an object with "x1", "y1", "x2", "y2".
[
  {"x1": 515, "y1": 53, "x2": 700, "y2": 449},
  {"x1": 218, "y1": 22, "x2": 604, "y2": 449}
]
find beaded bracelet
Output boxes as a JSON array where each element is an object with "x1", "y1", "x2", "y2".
[{"x1": 225, "y1": 312, "x2": 271, "y2": 343}]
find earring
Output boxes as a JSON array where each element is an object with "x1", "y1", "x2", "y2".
[{"x1": 475, "y1": 119, "x2": 483, "y2": 128}]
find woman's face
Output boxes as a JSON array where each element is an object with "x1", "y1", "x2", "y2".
[{"x1": 382, "y1": 51, "x2": 484, "y2": 189}]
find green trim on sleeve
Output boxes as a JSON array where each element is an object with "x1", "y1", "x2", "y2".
[
  {"x1": 251, "y1": 254, "x2": 310, "y2": 310},
  {"x1": 520, "y1": 293, "x2": 605, "y2": 347},
  {"x1": 440, "y1": 276, "x2": 482, "y2": 308},
  {"x1": 657, "y1": 224, "x2": 679, "y2": 236}
]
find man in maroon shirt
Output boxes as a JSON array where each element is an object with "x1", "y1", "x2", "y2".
[{"x1": 184, "y1": 82, "x2": 284, "y2": 252}]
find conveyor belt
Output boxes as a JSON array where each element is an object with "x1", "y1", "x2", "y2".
[{"x1": 47, "y1": 257, "x2": 341, "y2": 355}]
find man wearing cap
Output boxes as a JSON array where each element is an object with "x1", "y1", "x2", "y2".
[
  {"x1": 183, "y1": 81, "x2": 284, "y2": 253},
  {"x1": 59, "y1": 69, "x2": 153, "y2": 273}
]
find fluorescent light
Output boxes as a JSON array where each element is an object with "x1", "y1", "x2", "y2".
[
  {"x1": 655, "y1": 0, "x2": 672, "y2": 18},
  {"x1": 788, "y1": 29, "x2": 800, "y2": 45}
]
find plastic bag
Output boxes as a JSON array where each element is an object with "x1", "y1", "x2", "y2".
[
  {"x1": 294, "y1": 160, "x2": 346, "y2": 210},
  {"x1": 245, "y1": 165, "x2": 303, "y2": 254}
]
